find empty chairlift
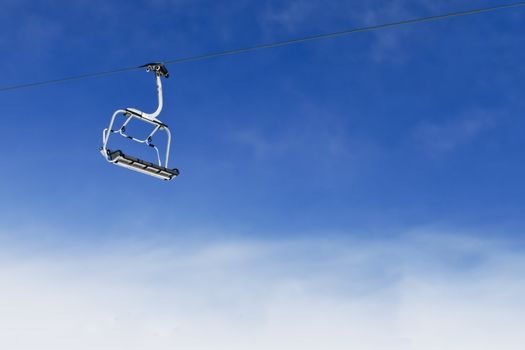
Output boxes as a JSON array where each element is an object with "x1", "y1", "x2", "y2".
[{"x1": 100, "y1": 63, "x2": 179, "y2": 181}]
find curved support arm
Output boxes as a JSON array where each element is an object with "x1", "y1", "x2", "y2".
[{"x1": 140, "y1": 74, "x2": 163, "y2": 121}]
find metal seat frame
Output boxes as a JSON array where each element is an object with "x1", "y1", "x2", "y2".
[{"x1": 100, "y1": 64, "x2": 178, "y2": 180}]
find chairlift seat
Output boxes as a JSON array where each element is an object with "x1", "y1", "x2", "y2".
[
  {"x1": 101, "y1": 63, "x2": 178, "y2": 181},
  {"x1": 108, "y1": 149, "x2": 179, "y2": 181}
]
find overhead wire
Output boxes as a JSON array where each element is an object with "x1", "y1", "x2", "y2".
[{"x1": 1, "y1": 1, "x2": 525, "y2": 93}]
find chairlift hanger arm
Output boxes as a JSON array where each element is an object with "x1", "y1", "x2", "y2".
[
  {"x1": 142, "y1": 74, "x2": 163, "y2": 120},
  {"x1": 128, "y1": 63, "x2": 169, "y2": 121}
]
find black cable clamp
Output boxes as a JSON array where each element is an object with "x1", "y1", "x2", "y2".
[{"x1": 141, "y1": 62, "x2": 169, "y2": 78}]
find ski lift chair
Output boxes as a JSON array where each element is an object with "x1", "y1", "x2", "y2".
[{"x1": 101, "y1": 63, "x2": 179, "y2": 181}]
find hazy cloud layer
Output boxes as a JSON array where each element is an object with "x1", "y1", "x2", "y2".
[{"x1": 1, "y1": 230, "x2": 524, "y2": 349}]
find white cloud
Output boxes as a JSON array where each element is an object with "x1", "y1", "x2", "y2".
[
  {"x1": 227, "y1": 105, "x2": 361, "y2": 162},
  {"x1": 412, "y1": 108, "x2": 497, "y2": 152},
  {"x1": 254, "y1": 0, "x2": 446, "y2": 65},
  {"x1": 0, "y1": 230, "x2": 524, "y2": 349},
  {"x1": 260, "y1": 1, "x2": 317, "y2": 34}
]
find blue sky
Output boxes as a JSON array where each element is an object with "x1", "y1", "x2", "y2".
[{"x1": 0, "y1": 1, "x2": 524, "y2": 349}]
